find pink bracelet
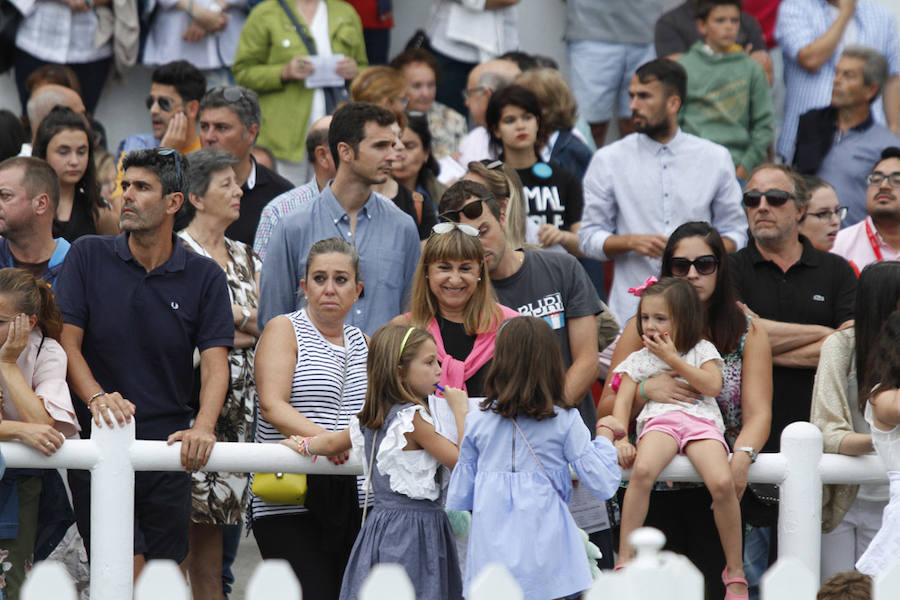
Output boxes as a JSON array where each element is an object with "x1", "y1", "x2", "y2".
[{"x1": 596, "y1": 423, "x2": 625, "y2": 440}]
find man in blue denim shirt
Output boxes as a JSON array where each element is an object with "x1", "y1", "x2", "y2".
[{"x1": 258, "y1": 103, "x2": 420, "y2": 334}]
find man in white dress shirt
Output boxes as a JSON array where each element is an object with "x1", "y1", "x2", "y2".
[{"x1": 579, "y1": 59, "x2": 747, "y2": 328}]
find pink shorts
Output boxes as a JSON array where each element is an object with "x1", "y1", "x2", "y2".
[{"x1": 638, "y1": 411, "x2": 729, "y2": 454}]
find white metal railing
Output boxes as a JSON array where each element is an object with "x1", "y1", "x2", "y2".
[{"x1": 3, "y1": 420, "x2": 892, "y2": 599}]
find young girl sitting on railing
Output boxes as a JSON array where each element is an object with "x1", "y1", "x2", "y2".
[
  {"x1": 0, "y1": 268, "x2": 79, "y2": 599},
  {"x1": 855, "y1": 309, "x2": 900, "y2": 578},
  {"x1": 281, "y1": 325, "x2": 468, "y2": 600},
  {"x1": 611, "y1": 277, "x2": 747, "y2": 600}
]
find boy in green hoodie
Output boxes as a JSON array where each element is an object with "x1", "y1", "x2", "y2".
[{"x1": 677, "y1": 0, "x2": 773, "y2": 181}]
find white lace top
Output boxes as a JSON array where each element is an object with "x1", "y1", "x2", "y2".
[
  {"x1": 349, "y1": 405, "x2": 443, "y2": 501},
  {"x1": 614, "y1": 339, "x2": 725, "y2": 436}
]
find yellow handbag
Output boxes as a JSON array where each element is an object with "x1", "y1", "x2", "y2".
[{"x1": 251, "y1": 472, "x2": 308, "y2": 505}]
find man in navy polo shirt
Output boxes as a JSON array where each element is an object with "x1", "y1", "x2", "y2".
[{"x1": 55, "y1": 148, "x2": 233, "y2": 577}]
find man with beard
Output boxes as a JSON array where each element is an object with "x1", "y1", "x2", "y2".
[
  {"x1": 833, "y1": 147, "x2": 900, "y2": 270},
  {"x1": 579, "y1": 59, "x2": 746, "y2": 328}
]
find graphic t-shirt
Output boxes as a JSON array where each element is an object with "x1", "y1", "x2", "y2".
[
  {"x1": 516, "y1": 161, "x2": 584, "y2": 232},
  {"x1": 491, "y1": 249, "x2": 602, "y2": 425}
]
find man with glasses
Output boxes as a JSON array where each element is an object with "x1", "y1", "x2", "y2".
[
  {"x1": 197, "y1": 85, "x2": 293, "y2": 245},
  {"x1": 55, "y1": 148, "x2": 233, "y2": 582},
  {"x1": 113, "y1": 61, "x2": 207, "y2": 197},
  {"x1": 793, "y1": 47, "x2": 900, "y2": 226},
  {"x1": 729, "y1": 163, "x2": 856, "y2": 593},
  {"x1": 258, "y1": 103, "x2": 420, "y2": 334},
  {"x1": 833, "y1": 147, "x2": 900, "y2": 271},
  {"x1": 579, "y1": 59, "x2": 746, "y2": 329},
  {"x1": 457, "y1": 58, "x2": 521, "y2": 167}
]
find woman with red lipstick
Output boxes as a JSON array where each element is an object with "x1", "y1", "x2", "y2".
[
  {"x1": 177, "y1": 150, "x2": 260, "y2": 600},
  {"x1": 485, "y1": 85, "x2": 584, "y2": 257},
  {"x1": 32, "y1": 107, "x2": 118, "y2": 242}
]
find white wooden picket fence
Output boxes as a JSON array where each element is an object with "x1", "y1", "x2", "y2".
[{"x1": 5, "y1": 420, "x2": 900, "y2": 599}]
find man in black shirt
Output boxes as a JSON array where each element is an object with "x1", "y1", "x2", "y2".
[
  {"x1": 197, "y1": 85, "x2": 293, "y2": 245},
  {"x1": 729, "y1": 164, "x2": 855, "y2": 588}
]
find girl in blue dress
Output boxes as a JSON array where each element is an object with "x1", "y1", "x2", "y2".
[
  {"x1": 281, "y1": 324, "x2": 467, "y2": 600},
  {"x1": 446, "y1": 316, "x2": 622, "y2": 600}
]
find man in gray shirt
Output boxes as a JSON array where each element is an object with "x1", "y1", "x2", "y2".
[
  {"x1": 565, "y1": 0, "x2": 663, "y2": 147},
  {"x1": 258, "y1": 103, "x2": 420, "y2": 334}
]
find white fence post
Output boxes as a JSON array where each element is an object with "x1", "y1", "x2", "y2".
[
  {"x1": 134, "y1": 560, "x2": 189, "y2": 600},
  {"x1": 89, "y1": 420, "x2": 136, "y2": 600},
  {"x1": 21, "y1": 560, "x2": 77, "y2": 600},
  {"x1": 359, "y1": 564, "x2": 415, "y2": 600},
  {"x1": 246, "y1": 559, "x2": 302, "y2": 600},
  {"x1": 760, "y1": 557, "x2": 817, "y2": 600},
  {"x1": 777, "y1": 422, "x2": 823, "y2": 577}
]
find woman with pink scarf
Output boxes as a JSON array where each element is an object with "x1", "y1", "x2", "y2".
[{"x1": 392, "y1": 222, "x2": 517, "y2": 397}]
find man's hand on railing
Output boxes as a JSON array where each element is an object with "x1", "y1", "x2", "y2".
[
  {"x1": 167, "y1": 423, "x2": 216, "y2": 473},
  {"x1": 15, "y1": 422, "x2": 65, "y2": 456},
  {"x1": 90, "y1": 392, "x2": 135, "y2": 427}
]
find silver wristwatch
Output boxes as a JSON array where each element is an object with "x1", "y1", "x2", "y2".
[{"x1": 736, "y1": 446, "x2": 758, "y2": 463}]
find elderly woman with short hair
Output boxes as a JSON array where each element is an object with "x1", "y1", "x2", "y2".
[{"x1": 178, "y1": 149, "x2": 261, "y2": 599}]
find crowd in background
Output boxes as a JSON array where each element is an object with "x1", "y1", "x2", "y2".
[{"x1": 0, "y1": 0, "x2": 899, "y2": 599}]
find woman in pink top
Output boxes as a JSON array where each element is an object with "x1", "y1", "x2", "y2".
[
  {"x1": 392, "y1": 222, "x2": 517, "y2": 397},
  {"x1": 0, "y1": 268, "x2": 79, "y2": 598}
]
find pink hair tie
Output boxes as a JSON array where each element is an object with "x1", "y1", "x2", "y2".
[
  {"x1": 610, "y1": 372, "x2": 622, "y2": 392},
  {"x1": 628, "y1": 276, "x2": 659, "y2": 297}
]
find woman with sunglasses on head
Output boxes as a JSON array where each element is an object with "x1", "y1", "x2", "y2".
[
  {"x1": 799, "y1": 177, "x2": 846, "y2": 252},
  {"x1": 597, "y1": 221, "x2": 773, "y2": 599},
  {"x1": 811, "y1": 261, "x2": 900, "y2": 583},
  {"x1": 391, "y1": 222, "x2": 518, "y2": 397},
  {"x1": 32, "y1": 107, "x2": 119, "y2": 242},
  {"x1": 485, "y1": 85, "x2": 584, "y2": 257}
]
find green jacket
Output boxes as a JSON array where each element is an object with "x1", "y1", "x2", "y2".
[
  {"x1": 233, "y1": 0, "x2": 368, "y2": 162},
  {"x1": 677, "y1": 41, "x2": 773, "y2": 174}
]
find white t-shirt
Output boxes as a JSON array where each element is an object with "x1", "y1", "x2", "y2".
[{"x1": 614, "y1": 339, "x2": 724, "y2": 436}]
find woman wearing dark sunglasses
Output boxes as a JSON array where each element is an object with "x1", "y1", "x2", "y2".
[{"x1": 597, "y1": 221, "x2": 773, "y2": 598}]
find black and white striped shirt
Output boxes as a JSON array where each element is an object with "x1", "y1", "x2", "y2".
[{"x1": 251, "y1": 309, "x2": 368, "y2": 518}]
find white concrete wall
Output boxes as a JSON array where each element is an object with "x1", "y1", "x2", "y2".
[{"x1": 1, "y1": 0, "x2": 898, "y2": 152}]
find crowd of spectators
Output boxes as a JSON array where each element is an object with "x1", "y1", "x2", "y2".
[{"x1": 0, "y1": 0, "x2": 899, "y2": 599}]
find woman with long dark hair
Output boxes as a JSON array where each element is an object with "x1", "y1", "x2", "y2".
[
  {"x1": 32, "y1": 107, "x2": 118, "y2": 241},
  {"x1": 598, "y1": 221, "x2": 773, "y2": 599},
  {"x1": 811, "y1": 261, "x2": 900, "y2": 582}
]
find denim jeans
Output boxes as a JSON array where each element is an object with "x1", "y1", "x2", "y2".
[
  {"x1": 222, "y1": 523, "x2": 242, "y2": 599},
  {"x1": 744, "y1": 525, "x2": 771, "y2": 600}
]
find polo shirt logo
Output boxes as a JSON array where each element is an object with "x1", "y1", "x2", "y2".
[
  {"x1": 812, "y1": 294, "x2": 825, "y2": 302},
  {"x1": 171, "y1": 301, "x2": 180, "y2": 310}
]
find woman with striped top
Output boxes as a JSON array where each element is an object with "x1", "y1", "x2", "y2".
[{"x1": 252, "y1": 237, "x2": 368, "y2": 599}]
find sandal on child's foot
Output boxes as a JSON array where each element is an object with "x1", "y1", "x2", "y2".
[
  {"x1": 613, "y1": 563, "x2": 626, "y2": 571},
  {"x1": 722, "y1": 567, "x2": 748, "y2": 600}
]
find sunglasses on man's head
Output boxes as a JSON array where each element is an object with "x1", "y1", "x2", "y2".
[
  {"x1": 742, "y1": 189, "x2": 793, "y2": 208},
  {"x1": 670, "y1": 255, "x2": 718, "y2": 277},
  {"x1": 145, "y1": 95, "x2": 176, "y2": 112},
  {"x1": 156, "y1": 147, "x2": 183, "y2": 193},
  {"x1": 438, "y1": 199, "x2": 485, "y2": 223},
  {"x1": 431, "y1": 222, "x2": 479, "y2": 237}
]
